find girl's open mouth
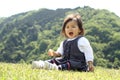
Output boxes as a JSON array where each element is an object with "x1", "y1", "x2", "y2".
[{"x1": 69, "y1": 32, "x2": 73, "y2": 36}]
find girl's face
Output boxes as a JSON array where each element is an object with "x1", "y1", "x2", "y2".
[{"x1": 65, "y1": 20, "x2": 81, "y2": 39}]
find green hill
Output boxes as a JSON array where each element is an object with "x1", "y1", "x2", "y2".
[{"x1": 0, "y1": 6, "x2": 120, "y2": 68}]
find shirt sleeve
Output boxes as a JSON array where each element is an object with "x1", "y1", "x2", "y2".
[
  {"x1": 78, "y1": 37, "x2": 94, "y2": 62},
  {"x1": 56, "y1": 41, "x2": 64, "y2": 55}
]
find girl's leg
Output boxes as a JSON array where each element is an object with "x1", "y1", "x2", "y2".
[
  {"x1": 48, "y1": 57, "x2": 67, "y2": 65},
  {"x1": 32, "y1": 60, "x2": 58, "y2": 70},
  {"x1": 59, "y1": 62, "x2": 71, "y2": 70},
  {"x1": 45, "y1": 58, "x2": 71, "y2": 70}
]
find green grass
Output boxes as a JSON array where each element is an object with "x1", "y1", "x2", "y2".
[{"x1": 0, "y1": 62, "x2": 120, "y2": 80}]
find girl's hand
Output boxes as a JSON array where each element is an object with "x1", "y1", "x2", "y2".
[
  {"x1": 88, "y1": 61, "x2": 94, "y2": 72},
  {"x1": 48, "y1": 49, "x2": 54, "y2": 56}
]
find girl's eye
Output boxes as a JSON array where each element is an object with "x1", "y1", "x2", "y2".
[
  {"x1": 66, "y1": 26, "x2": 76, "y2": 29},
  {"x1": 72, "y1": 26, "x2": 76, "y2": 28},
  {"x1": 66, "y1": 26, "x2": 69, "y2": 29}
]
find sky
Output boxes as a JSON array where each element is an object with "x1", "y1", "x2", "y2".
[{"x1": 0, "y1": 0, "x2": 120, "y2": 17}]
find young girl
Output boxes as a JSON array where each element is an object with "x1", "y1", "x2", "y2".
[{"x1": 32, "y1": 13, "x2": 94, "y2": 72}]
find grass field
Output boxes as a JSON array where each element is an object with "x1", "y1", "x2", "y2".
[{"x1": 0, "y1": 62, "x2": 120, "y2": 80}]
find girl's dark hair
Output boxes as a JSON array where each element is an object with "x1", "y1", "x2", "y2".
[{"x1": 61, "y1": 13, "x2": 84, "y2": 37}]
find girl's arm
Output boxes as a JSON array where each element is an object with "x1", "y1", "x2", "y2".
[
  {"x1": 78, "y1": 37, "x2": 94, "y2": 72},
  {"x1": 48, "y1": 49, "x2": 61, "y2": 57},
  {"x1": 48, "y1": 41, "x2": 64, "y2": 57}
]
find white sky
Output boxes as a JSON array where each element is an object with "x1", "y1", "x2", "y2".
[{"x1": 0, "y1": 0, "x2": 120, "y2": 17}]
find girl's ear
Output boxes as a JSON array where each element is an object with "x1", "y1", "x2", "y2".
[
  {"x1": 78, "y1": 30, "x2": 81, "y2": 33},
  {"x1": 78, "y1": 30, "x2": 82, "y2": 35}
]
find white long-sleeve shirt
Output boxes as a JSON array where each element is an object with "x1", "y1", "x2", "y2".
[{"x1": 56, "y1": 36, "x2": 94, "y2": 62}]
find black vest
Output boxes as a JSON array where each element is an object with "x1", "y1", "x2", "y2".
[{"x1": 63, "y1": 36, "x2": 87, "y2": 70}]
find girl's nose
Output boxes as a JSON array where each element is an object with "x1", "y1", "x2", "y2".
[{"x1": 69, "y1": 27, "x2": 73, "y2": 31}]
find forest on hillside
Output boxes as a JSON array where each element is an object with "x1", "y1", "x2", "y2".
[{"x1": 0, "y1": 6, "x2": 120, "y2": 68}]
